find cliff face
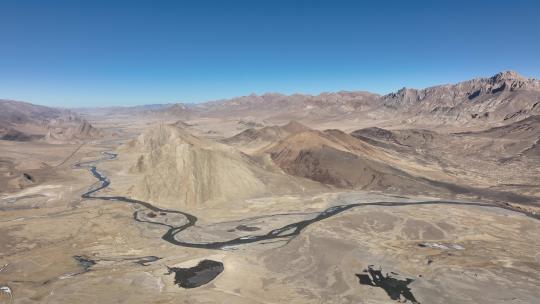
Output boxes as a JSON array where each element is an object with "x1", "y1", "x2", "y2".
[{"x1": 380, "y1": 71, "x2": 540, "y2": 123}]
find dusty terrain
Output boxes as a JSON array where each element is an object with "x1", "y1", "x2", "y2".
[{"x1": 1, "y1": 71, "x2": 539, "y2": 303}]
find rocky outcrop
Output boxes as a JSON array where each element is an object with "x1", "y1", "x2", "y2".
[
  {"x1": 0, "y1": 99, "x2": 104, "y2": 144},
  {"x1": 44, "y1": 120, "x2": 103, "y2": 142},
  {"x1": 381, "y1": 71, "x2": 540, "y2": 123}
]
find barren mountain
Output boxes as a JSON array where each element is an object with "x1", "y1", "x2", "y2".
[
  {"x1": 350, "y1": 127, "x2": 438, "y2": 151},
  {"x1": 262, "y1": 128, "x2": 440, "y2": 193},
  {"x1": 351, "y1": 116, "x2": 540, "y2": 198},
  {"x1": 352, "y1": 115, "x2": 540, "y2": 163},
  {"x1": 145, "y1": 71, "x2": 540, "y2": 131},
  {"x1": 381, "y1": 71, "x2": 540, "y2": 125},
  {"x1": 0, "y1": 99, "x2": 74, "y2": 125},
  {"x1": 192, "y1": 91, "x2": 379, "y2": 120},
  {"x1": 456, "y1": 115, "x2": 540, "y2": 163},
  {"x1": 223, "y1": 121, "x2": 311, "y2": 153},
  {"x1": 143, "y1": 91, "x2": 380, "y2": 125},
  {"x1": 104, "y1": 123, "x2": 321, "y2": 210},
  {"x1": 170, "y1": 120, "x2": 194, "y2": 129},
  {"x1": 74, "y1": 103, "x2": 174, "y2": 117},
  {"x1": 252, "y1": 122, "x2": 539, "y2": 203},
  {"x1": 456, "y1": 114, "x2": 540, "y2": 139},
  {"x1": 44, "y1": 120, "x2": 103, "y2": 142},
  {"x1": 0, "y1": 99, "x2": 106, "y2": 143}
]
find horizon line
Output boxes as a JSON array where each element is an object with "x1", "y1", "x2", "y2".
[{"x1": 1, "y1": 69, "x2": 536, "y2": 109}]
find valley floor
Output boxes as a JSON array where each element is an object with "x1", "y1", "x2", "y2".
[{"x1": 1, "y1": 116, "x2": 539, "y2": 304}]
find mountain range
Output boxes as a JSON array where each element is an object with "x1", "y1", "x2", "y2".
[
  {"x1": 2, "y1": 71, "x2": 540, "y2": 139},
  {"x1": 147, "y1": 71, "x2": 540, "y2": 129}
]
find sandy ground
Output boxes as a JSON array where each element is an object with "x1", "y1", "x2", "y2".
[{"x1": 1, "y1": 186, "x2": 539, "y2": 303}]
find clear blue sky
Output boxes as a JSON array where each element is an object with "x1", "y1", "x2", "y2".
[{"x1": 1, "y1": 0, "x2": 539, "y2": 107}]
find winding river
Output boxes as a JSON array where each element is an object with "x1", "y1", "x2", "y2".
[{"x1": 75, "y1": 152, "x2": 539, "y2": 250}]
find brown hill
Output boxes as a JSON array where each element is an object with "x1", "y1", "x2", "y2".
[
  {"x1": 457, "y1": 115, "x2": 540, "y2": 162},
  {"x1": 223, "y1": 121, "x2": 311, "y2": 153},
  {"x1": 0, "y1": 127, "x2": 42, "y2": 141},
  {"x1": 350, "y1": 120, "x2": 540, "y2": 198},
  {"x1": 0, "y1": 99, "x2": 71, "y2": 124},
  {"x1": 44, "y1": 120, "x2": 103, "y2": 142},
  {"x1": 0, "y1": 99, "x2": 105, "y2": 143},
  {"x1": 170, "y1": 120, "x2": 193, "y2": 129},
  {"x1": 108, "y1": 124, "x2": 320, "y2": 210},
  {"x1": 262, "y1": 127, "x2": 539, "y2": 203},
  {"x1": 352, "y1": 116, "x2": 540, "y2": 161},
  {"x1": 263, "y1": 128, "x2": 440, "y2": 192},
  {"x1": 455, "y1": 115, "x2": 540, "y2": 140},
  {"x1": 350, "y1": 127, "x2": 437, "y2": 150}
]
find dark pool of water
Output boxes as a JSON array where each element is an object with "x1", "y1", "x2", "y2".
[
  {"x1": 166, "y1": 260, "x2": 224, "y2": 288},
  {"x1": 132, "y1": 256, "x2": 161, "y2": 266},
  {"x1": 73, "y1": 255, "x2": 96, "y2": 272},
  {"x1": 356, "y1": 265, "x2": 419, "y2": 303}
]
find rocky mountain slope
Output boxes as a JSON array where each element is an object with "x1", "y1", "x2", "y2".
[
  {"x1": 0, "y1": 99, "x2": 74, "y2": 125},
  {"x1": 381, "y1": 71, "x2": 540, "y2": 125},
  {"x1": 223, "y1": 121, "x2": 310, "y2": 153},
  {"x1": 350, "y1": 116, "x2": 540, "y2": 198},
  {"x1": 1, "y1": 99, "x2": 75, "y2": 140},
  {"x1": 0, "y1": 99, "x2": 103, "y2": 142},
  {"x1": 105, "y1": 123, "x2": 321, "y2": 209},
  {"x1": 193, "y1": 91, "x2": 380, "y2": 120},
  {"x1": 259, "y1": 126, "x2": 444, "y2": 194},
  {"x1": 217, "y1": 119, "x2": 537, "y2": 203},
  {"x1": 44, "y1": 120, "x2": 103, "y2": 142}
]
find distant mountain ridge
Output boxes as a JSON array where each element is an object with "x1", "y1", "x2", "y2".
[
  {"x1": 381, "y1": 71, "x2": 540, "y2": 123},
  {"x1": 0, "y1": 99, "x2": 102, "y2": 142},
  {"x1": 0, "y1": 99, "x2": 78, "y2": 125},
  {"x1": 74, "y1": 103, "x2": 174, "y2": 116},
  {"x1": 148, "y1": 70, "x2": 540, "y2": 127},
  {"x1": 3, "y1": 71, "x2": 540, "y2": 133},
  {"x1": 384, "y1": 71, "x2": 540, "y2": 105}
]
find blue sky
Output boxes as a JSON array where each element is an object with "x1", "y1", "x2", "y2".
[{"x1": 0, "y1": 0, "x2": 539, "y2": 107}]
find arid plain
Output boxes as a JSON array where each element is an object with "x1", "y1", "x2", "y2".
[{"x1": 1, "y1": 71, "x2": 540, "y2": 303}]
